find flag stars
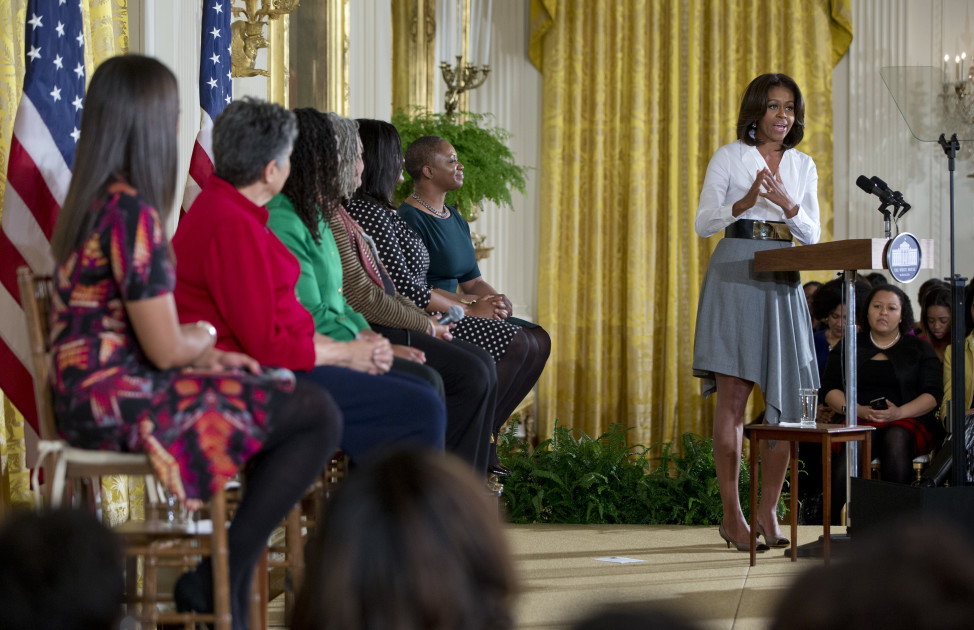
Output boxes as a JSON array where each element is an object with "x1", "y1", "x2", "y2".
[
  {"x1": 28, "y1": 45, "x2": 41, "y2": 62},
  {"x1": 53, "y1": 54, "x2": 63, "y2": 70},
  {"x1": 207, "y1": 77, "x2": 218, "y2": 89},
  {"x1": 210, "y1": 53, "x2": 220, "y2": 65},
  {"x1": 76, "y1": 31, "x2": 84, "y2": 47},
  {"x1": 225, "y1": 95, "x2": 231, "y2": 104},
  {"x1": 28, "y1": 13, "x2": 43, "y2": 30},
  {"x1": 73, "y1": 62, "x2": 84, "y2": 79},
  {"x1": 50, "y1": 85, "x2": 62, "y2": 102},
  {"x1": 213, "y1": 2, "x2": 223, "y2": 13},
  {"x1": 211, "y1": 27, "x2": 221, "y2": 38},
  {"x1": 56, "y1": 21, "x2": 65, "y2": 37},
  {"x1": 70, "y1": 127, "x2": 80, "y2": 142},
  {"x1": 72, "y1": 95, "x2": 83, "y2": 111}
]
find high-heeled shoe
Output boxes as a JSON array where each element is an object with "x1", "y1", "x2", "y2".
[
  {"x1": 755, "y1": 524, "x2": 790, "y2": 548},
  {"x1": 719, "y1": 524, "x2": 769, "y2": 552}
]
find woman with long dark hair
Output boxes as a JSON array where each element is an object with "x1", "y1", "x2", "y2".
[
  {"x1": 48, "y1": 55, "x2": 342, "y2": 627},
  {"x1": 692, "y1": 73, "x2": 821, "y2": 551},
  {"x1": 349, "y1": 122, "x2": 549, "y2": 473}
]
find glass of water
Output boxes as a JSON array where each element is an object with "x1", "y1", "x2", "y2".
[{"x1": 799, "y1": 388, "x2": 818, "y2": 427}]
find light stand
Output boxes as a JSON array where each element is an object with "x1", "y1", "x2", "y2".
[{"x1": 938, "y1": 133, "x2": 969, "y2": 489}]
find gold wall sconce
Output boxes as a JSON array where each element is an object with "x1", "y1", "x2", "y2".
[
  {"x1": 440, "y1": 0, "x2": 492, "y2": 116},
  {"x1": 230, "y1": 0, "x2": 301, "y2": 79}
]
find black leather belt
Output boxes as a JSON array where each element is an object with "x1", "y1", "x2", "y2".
[{"x1": 724, "y1": 219, "x2": 792, "y2": 241}]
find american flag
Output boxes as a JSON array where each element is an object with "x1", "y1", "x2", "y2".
[
  {"x1": 181, "y1": 1, "x2": 233, "y2": 213},
  {"x1": 0, "y1": 0, "x2": 86, "y2": 433}
]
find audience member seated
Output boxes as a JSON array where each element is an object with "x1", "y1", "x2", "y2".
[
  {"x1": 46, "y1": 56, "x2": 341, "y2": 627},
  {"x1": 348, "y1": 130, "x2": 549, "y2": 472},
  {"x1": 0, "y1": 509, "x2": 124, "y2": 630},
  {"x1": 265, "y1": 109, "x2": 495, "y2": 477},
  {"x1": 822, "y1": 285, "x2": 943, "y2": 485},
  {"x1": 865, "y1": 271, "x2": 888, "y2": 288},
  {"x1": 919, "y1": 285, "x2": 951, "y2": 364},
  {"x1": 798, "y1": 277, "x2": 869, "y2": 524},
  {"x1": 914, "y1": 277, "x2": 950, "y2": 335},
  {"x1": 172, "y1": 98, "x2": 447, "y2": 467},
  {"x1": 803, "y1": 280, "x2": 823, "y2": 329},
  {"x1": 771, "y1": 517, "x2": 974, "y2": 630},
  {"x1": 291, "y1": 448, "x2": 516, "y2": 630},
  {"x1": 932, "y1": 279, "x2": 974, "y2": 484}
]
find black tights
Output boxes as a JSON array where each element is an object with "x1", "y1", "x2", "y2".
[
  {"x1": 491, "y1": 326, "x2": 551, "y2": 463},
  {"x1": 193, "y1": 379, "x2": 342, "y2": 629},
  {"x1": 874, "y1": 425, "x2": 915, "y2": 484}
]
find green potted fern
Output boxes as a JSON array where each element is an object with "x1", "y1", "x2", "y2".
[{"x1": 391, "y1": 108, "x2": 529, "y2": 221}]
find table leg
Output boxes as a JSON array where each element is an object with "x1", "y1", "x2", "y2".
[
  {"x1": 750, "y1": 434, "x2": 759, "y2": 567},
  {"x1": 822, "y1": 436, "x2": 832, "y2": 566},
  {"x1": 863, "y1": 433, "x2": 872, "y2": 479},
  {"x1": 790, "y1": 441, "x2": 798, "y2": 561}
]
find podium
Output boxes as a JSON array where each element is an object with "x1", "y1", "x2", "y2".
[{"x1": 753, "y1": 238, "x2": 934, "y2": 526}]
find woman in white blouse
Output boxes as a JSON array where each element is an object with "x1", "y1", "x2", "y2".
[{"x1": 692, "y1": 73, "x2": 821, "y2": 552}]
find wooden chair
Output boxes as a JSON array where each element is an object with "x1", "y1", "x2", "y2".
[{"x1": 17, "y1": 266, "x2": 232, "y2": 629}]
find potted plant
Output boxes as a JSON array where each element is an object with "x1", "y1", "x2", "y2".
[{"x1": 391, "y1": 107, "x2": 529, "y2": 222}]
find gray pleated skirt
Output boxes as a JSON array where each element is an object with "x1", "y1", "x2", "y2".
[{"x1": 692, "y1": 237, "x2": 820, "y2": 424}]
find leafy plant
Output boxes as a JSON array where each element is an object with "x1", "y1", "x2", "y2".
[
  {"x1": 498, "y1": 421, "x2": 787, "y2": 525},
  {"x1": 391, "y1": 108, "x2": 529, "y2": 220}
]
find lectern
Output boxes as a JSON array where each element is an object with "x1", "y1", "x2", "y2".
[{"x1": 754, "y1": 237, "x2": 934, "y2": 524}]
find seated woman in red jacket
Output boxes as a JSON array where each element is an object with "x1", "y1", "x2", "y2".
[{"x1": 172, "y1": 98, "x2": 447, "y2": 469}]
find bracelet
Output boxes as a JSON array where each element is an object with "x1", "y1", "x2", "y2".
[
  {"x1": 459, "y1": 298, "x2": 475, "y2": 305},
  {"x1": 194, "y1": 321, "x2": 217, "y2": 343}
]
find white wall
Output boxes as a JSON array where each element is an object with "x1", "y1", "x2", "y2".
[{"x1": 833, "y1": 0, "x2": 974, "y2": 306}]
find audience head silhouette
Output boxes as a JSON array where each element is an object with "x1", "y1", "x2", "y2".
[
  {"x1": 772, "y1": 517, "x2": 974, "y2": 630},
  {"x1": 0, "y1": 509, "x2": 124, "y2": 630},
  {"x1": 292, "y1": 448, "x2": 515, "y2": 630}
]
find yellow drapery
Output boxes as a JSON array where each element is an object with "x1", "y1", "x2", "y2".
[
  {"x1": 0, "y1": 0, "x2": 129, "y2": 515},
  {"x1": 532, "y1": 0, "x2": 852, "y2": 448}
]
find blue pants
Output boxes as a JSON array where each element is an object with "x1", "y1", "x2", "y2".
[{"x1": 295, "y1": 366, "x2": 446, "y2": 462}]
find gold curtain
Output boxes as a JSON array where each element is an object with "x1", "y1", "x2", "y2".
[
  {"x1": 0, "y1": 0, "x2": 128, "y2": 511},
  {"x1": 532, "y1": 0, "x2": 853, "y2": 449}
]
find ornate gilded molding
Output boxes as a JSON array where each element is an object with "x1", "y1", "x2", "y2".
[
  {"x1": 391, "y1": 0, "x2": 436, "y2": 113},
  {"x1": 230, "y1": 0, "x2": 300, "y2": 79}
]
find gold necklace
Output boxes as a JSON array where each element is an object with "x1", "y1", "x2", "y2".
[
  {"x1": 411, "y1": 193, "x2": 448, "y2": 218},
  {"x1": 870, "y1": 330, "x2": 901, "y2": 350}
]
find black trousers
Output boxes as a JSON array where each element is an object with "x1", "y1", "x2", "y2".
[{"x1": 372, "y1": 325, "x2": 496, "y2": 475}]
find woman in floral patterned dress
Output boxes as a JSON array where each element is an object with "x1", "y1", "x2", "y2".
[{"x1": 48, "y1": 54, "x2": 341, "y2": 628}]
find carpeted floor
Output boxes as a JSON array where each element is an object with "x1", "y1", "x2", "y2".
[{"x1": 270, "y1": 523, "x2": 840, "y2": 629}]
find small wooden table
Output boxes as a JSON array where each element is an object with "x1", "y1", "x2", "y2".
[{"x1": 747, "y1": 423, "x2": 874, "y2": 567}]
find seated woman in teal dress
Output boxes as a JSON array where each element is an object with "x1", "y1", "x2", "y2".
[{"x1": 349, "y1": 129, "x2": 550, "y2": 472}]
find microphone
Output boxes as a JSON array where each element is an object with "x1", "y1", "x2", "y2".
[
  {"x1": 855, "y1": 175, "x2": 896, "y2": 207},
  {"x1": 438, "y1": 305, "x2": 465, "y2": 326},
  {"x1": 870, "y1": 176, "x2": 911, "y2": 219}
]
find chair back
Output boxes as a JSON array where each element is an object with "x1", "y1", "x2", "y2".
[{"x1": 16, "y1": 266, "x2": 59, "y2": 442}]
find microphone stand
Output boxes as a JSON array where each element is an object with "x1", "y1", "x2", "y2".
[{"x1": 938, "y1": 133, "x2": 968, "y2": 489}]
